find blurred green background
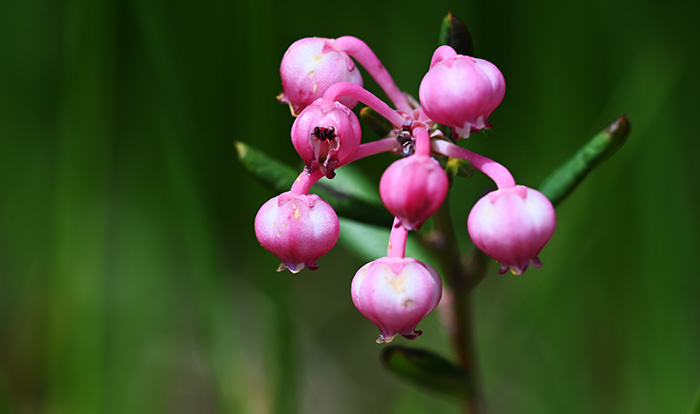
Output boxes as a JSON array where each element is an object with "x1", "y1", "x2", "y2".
[{"x1": 1, "y1": 0, "x2": 698, "y2": 413}]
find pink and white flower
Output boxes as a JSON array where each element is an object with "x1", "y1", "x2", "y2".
[
  {"x1": 379, "y1": 154, "x2": 448, "y2": 230},
  {"x1": 291, "y1": 99, "x2": 362, "y2": 179},
  {"x1": 279, "y1": 37, "x2": 363, "y2": 115},
  {"x1": 255, "y1": 191, "x2": 339, "y2": 273},
  {"x1": 467, "y1": 185, "x2": 556, "y2": 275},
  {"x1": 419, "y1": 45, "x2": 505, "y2": 138},
  {"x1": 351, "y1": 256, "x2": 442, "y2": 343}
]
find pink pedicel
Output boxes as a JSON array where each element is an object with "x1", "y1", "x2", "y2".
[
  {"x1": 255, "y1": 191, "x2": 340, "y2": 273},
  {"x1": 467, "y1": 185, "x2": 556, "y2": 275},
  {"x1": 419, "y1": 45, "x2": 505, "y2": 138},
  {"x1": 351, "y1": 257, "x2": 442, "y2": 344},
  {"x1": 291, "y1": 99, "x2": 362, "y2": 179},
  {"x1": 278, "y1": 37, "x2": 363, "y2": 115},
  {"x1": 379, "y1": 155, "x2": 448, "y2": 231}
]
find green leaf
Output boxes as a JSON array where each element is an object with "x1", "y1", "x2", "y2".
[
  {"x1": 361, "y1": 106, "x2": 394, "y2": 138},
  {"x1": 235, "y1": 141, "x2": 393, "y2": 227},
  {"x1": 538, "y1": 114, "x2": 630, "y2": 206},
  {"x1": 381, "y1": 346, "x2": 471, "y2": 398},
  {"x1": 438, "y1": 12, "x2": 474, "y2": 56},
  {"x1": 235, "y1": 141, "x2": 298, "y2": 191}
]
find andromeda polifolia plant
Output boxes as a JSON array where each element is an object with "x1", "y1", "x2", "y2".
[{"x1": 238, "y1": 12, "x2": 629, "y2": 413}]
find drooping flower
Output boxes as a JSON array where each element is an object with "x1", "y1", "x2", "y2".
[
  {"x1": 467, "y1": 185, "x2": 556, "y2": 275},
  {"x1": 379, "y1": 154, "x2": 448, "y2": 230},
  {"x1": 291, "y1": 99, "x2": 362, "y2": 179},
  {"x1": 419, "y1": 45, "x2": 505, "y2": 138},
  {"x1": 278, "y1": 37, "x2": 363, "y2": 116},
  {"x1": 255, "y1": 191, "x2": 339, "y2": 273},
  {"x1": 351, "y1": 256, "x2": 442, "y2": 343}
]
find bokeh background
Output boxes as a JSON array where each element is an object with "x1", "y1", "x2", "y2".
[{"x1": 1, "y1": 0, "x2": 699, "y2": 413}]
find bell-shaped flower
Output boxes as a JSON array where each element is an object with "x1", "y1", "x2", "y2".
[
  {"x1": 351, "y1": 256, "x2": 442, "y2": 343},
  {"x1": 291, "y1": 99, "x2": 361, "y2": 179},
  {"x1": 419, "y1": 45, "x2": 505, "y2": 138},
  {"x1": 255, "y1": 191, "x2": 339, "y2": 273},
  {"x1": 379, "y1": 155, "x2": 448, "y2": 230},
  {"x1": 467, "y1": 185, "x2": 556, "y2": 275},
  {"x1": 278, "y1": 37, "x2": 363, "y2": 115}
]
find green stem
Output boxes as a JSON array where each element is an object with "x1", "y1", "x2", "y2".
[{"x1": 423, "y1": 196, "x2": 487, "y2": 413}]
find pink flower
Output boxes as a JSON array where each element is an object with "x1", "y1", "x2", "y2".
[
  {"x1": 379, "y1": 155, "x2": 448, "y2": 230},
  {"x1": 351, "y1": 256, "x2": 442, "y2": 343},
  {"x1": 419, "y1": 45, "x2": 505, "y2": 138},
  {"x1": 255, "y1": 191, "x2": 339, "y2": 273},
  {"x1": 291, "y1": 99, "x2": 362, "y2": 179},
  {"x1": 467, "y1": 185, "x2": 556, "y2": 275},
  {"x1": 278, "y1": 37, "x2": 363, "y2": 116}
]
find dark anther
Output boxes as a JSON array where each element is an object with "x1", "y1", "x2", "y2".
[
  {"x1": 400, "y1": 140, "x2": 415, "y2": 157},
  {"x1": 396, "y1": 121, "x2": 415, "y2": 157},
  {"x1": 396, "y1": 129, "x2": 412, "y2": 145},
  {"x1": 311, "y1": 126, "x2": 337, "y2": 141}
]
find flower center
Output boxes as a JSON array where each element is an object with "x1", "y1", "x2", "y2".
[{"x1": 310, "y1": 126, "x2": 340, "y2": 177}]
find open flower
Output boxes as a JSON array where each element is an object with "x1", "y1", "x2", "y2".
[{"x1": 291, "y1": 99, "x2": 362, "y2": 179}]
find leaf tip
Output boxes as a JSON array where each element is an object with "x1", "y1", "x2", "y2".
[
  {"x1": 607, "y1": 113, "x2": 630, "y2": 135},
  {"x1": 234, "y1": 141, "x2": 248, "y2": 159},
  {"x1": 438, "y1": 12, "x2": 474, "y2": 56},
  {"x1": 602, "y1": 114, "x2": 631, "y2": 160}
]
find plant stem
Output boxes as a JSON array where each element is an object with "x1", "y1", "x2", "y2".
[{"x1": 423, "y1": 196, "x2": 487, "y2": 414}]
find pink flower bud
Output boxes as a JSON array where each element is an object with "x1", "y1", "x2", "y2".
[
  {"x1": 351, "y1": 256, "x2": 442, "y2": 343},
  {"x1": 379, "y1": 155, "x2": 448, "y2": 230},
  {"x1": 467, "y1": 185, "x2": 556, "y2": 275},
  {"x1": 255, "y1": 191, "x2": 339, "y2": 273},
  {"x1": 291, "y1": 99, "x2": 361, "y2": 179},
  {"x1": 279, "y1": 37, "x2": 363, "y2": 115},
  {"x1": 419, "y1": 45, "x2": 505, "y2": 138}
]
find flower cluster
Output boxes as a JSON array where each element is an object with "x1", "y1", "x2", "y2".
[{"x1": 255, "y1": 35, "x2": 556, "y2": 343}]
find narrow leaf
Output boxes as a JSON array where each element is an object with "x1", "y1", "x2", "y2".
[
  {"x1": 538, "y1": 114, "x2": 630, "y2": 206},
  {"x1": 235, "y1": 141, "x2": 392, "y2": 226},
  {"x1": 438, "y1": 12, "x2": 474, "y2": 56},
  {"x1": 235, "y1": 141, "x2": 298, "y2": 191},
  {"x1": 381, "y1": 345, "x2": 471, "y2": 398}
]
